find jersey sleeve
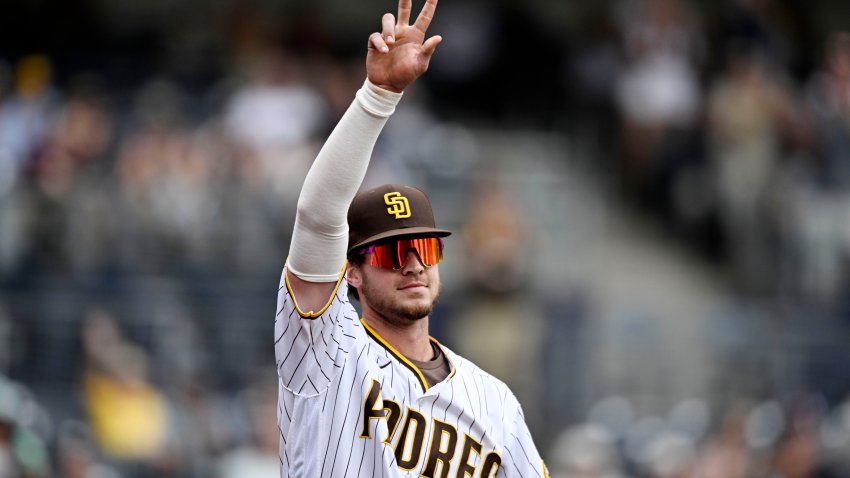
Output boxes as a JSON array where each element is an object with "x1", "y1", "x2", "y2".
[
  {"x1": 273, "y1": 265, "x2": 359, "y2": 397},
  {"x1": 500, "y1": 400, "x2": 549, "y2": 478}
]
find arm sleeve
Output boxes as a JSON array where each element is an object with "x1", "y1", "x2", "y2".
[{"x1": 287, "y1": 79, "x2": 403, "y2": 282}]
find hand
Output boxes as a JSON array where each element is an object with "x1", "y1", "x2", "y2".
[{"x1": 366, "y1": 0, "x2": 442, "y2": 93}]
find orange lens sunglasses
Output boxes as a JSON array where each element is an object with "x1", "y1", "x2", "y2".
[{"x1": 360, "y1": 237, "x2": 444, "y2": 270}]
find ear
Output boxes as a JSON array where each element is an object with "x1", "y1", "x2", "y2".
[{"x1": 346, "y1": 265, "x2": 363, "y2": 289}]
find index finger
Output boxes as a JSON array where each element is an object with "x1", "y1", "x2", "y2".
[
  {"x1": 412, "y1": 0, "x2": 438, "y2": 33},
  {"x1": 397, "y1": 0, "x2": 412, "y2": 25}
]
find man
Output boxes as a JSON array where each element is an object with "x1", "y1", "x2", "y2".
[{"x1": 275, "y1": 0, "x2": 548, "y2": 476}]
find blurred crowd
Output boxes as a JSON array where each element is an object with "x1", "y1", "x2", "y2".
[
  {"x1": 568, "y1": 0, "x2": 850, "y2": 307},
  {"x1": 548, "y1": 393, "x2": 850, "y2": 478},
  {"x1": 1, "y1": 0, "x2": 850, "y2": 476},
  {"x1": 0, "y1": 49, "x2": 348, "y2": 281}
]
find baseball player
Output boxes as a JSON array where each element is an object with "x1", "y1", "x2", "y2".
[{"x1": 275, "y1": 0, "x2": 549, "y2": 476}]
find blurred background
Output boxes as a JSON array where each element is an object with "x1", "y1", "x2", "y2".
[{"x1": 1, "y1": 0, "x2": 850, "y2": 476}]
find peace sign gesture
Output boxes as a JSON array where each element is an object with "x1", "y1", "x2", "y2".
[{"x1": 366, "y1": 0, "x2": 442, "y2": 93}]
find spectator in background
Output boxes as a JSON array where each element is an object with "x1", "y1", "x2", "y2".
[
  {"x1": 25, "y1": 82, "x2": 114, "y2": 275},
  {"x1": 803, "y1": 32, "x2": 850, "y2": 189},
  {"x1": 224, "y1": 49, "x2": 328, "y2": 197},
  {"x1": 450, "y1": 183, "x2": 546, "y2": 426},
  {"x1": 0, "y1": 55, "x2": 61, "y2": 277},
  {"x1": 614, "y1": 0, "x2": 704, "y2": 208},
  {"x1": 0, "y1": 55, "x2": 59, "y2": 189},
  {"x1": 222, "y1": 50, "x2": 332, "y2": 274},
  {"x1": 33, "y1": 82, "x2": 111, "y2": 200},
  {"x1": 115, "y1": 81, "x2": 187, "y2": 272},
  {"x1": 79, "y1": 308, "x2": 170, "y2": 476},
  {"x1": 566, "y1": 4, "x2": 625, "y2": 167},
  {"x1": 705, "y1": 43, "x2": 798, "y2": 293},
  {"x1": 789, "y1": 32, "x2": 850, "y2": 304}
]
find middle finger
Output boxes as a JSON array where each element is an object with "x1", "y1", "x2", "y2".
[{"x1": 397, "y1": 0, "x2": 412, "y2": 25}]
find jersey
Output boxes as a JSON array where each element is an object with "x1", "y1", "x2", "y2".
[{"x1": 274, "y1": 265, "x2": 549, "y2": 478}]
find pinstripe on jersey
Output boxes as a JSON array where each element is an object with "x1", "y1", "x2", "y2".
[{"x1": 275, "y1": 265, "x2": 548, "y2": 477}]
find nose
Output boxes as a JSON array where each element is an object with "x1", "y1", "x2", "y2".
[{"x1": 400, "y1": 249, "x2": 426, "y2": 273}]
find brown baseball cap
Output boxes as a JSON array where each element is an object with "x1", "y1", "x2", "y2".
[{"x1": 347, "y1": 184, "x2": 451, "y2": 252}]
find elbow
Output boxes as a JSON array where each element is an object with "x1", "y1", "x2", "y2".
[{"x1": 294, "y1": 203, "x2": 347, "y2": 238}]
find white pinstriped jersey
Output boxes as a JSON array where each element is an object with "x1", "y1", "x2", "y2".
[{"x1": 275, "y1": 266, "x2": 549, "y2": 478}]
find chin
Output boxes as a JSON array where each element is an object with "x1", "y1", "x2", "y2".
[{"x1": 393, "y1": 300, "x2": 433, "y2": 321}]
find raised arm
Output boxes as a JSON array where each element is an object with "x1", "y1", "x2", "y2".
[{"x1": 286, "y1": 0, "x2": 441, "y2": 314}]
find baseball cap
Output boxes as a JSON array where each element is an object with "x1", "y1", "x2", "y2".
[{"x1": 347, "y1": 184, "x2": 451, "y2": 253}]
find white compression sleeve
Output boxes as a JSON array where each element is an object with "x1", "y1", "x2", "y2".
[{"x1": 287, "y1": 79, "x2": 403, "y2": 282}]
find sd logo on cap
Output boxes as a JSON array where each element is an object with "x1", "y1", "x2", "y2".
[
  {"x1": 347, "y1": 184, "x2": 451, "y2": 252},
  {"x1": 384, "y1": 192, "x2": 411, "y2": 219}
]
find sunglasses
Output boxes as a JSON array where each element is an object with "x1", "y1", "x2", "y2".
[{"x1": 359, "y1": 237, "x2": 444, "y2": 270}]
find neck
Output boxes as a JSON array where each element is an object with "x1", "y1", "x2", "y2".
[{"x1": 362, "y1": 311, "x2": 433, "y2": 361}]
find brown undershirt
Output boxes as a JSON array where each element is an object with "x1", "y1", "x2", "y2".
[{"x1": 408, "y1": 341, "x2": 451, "y2": 387}]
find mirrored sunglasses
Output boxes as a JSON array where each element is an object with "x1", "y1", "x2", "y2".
[{"x1": 360, "y1": 237, "x2": 444, "y2": 270}]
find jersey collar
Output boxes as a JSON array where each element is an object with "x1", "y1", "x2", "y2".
[{"x1": 361, "y1": 319, "x2": 456, "y2": 391}]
